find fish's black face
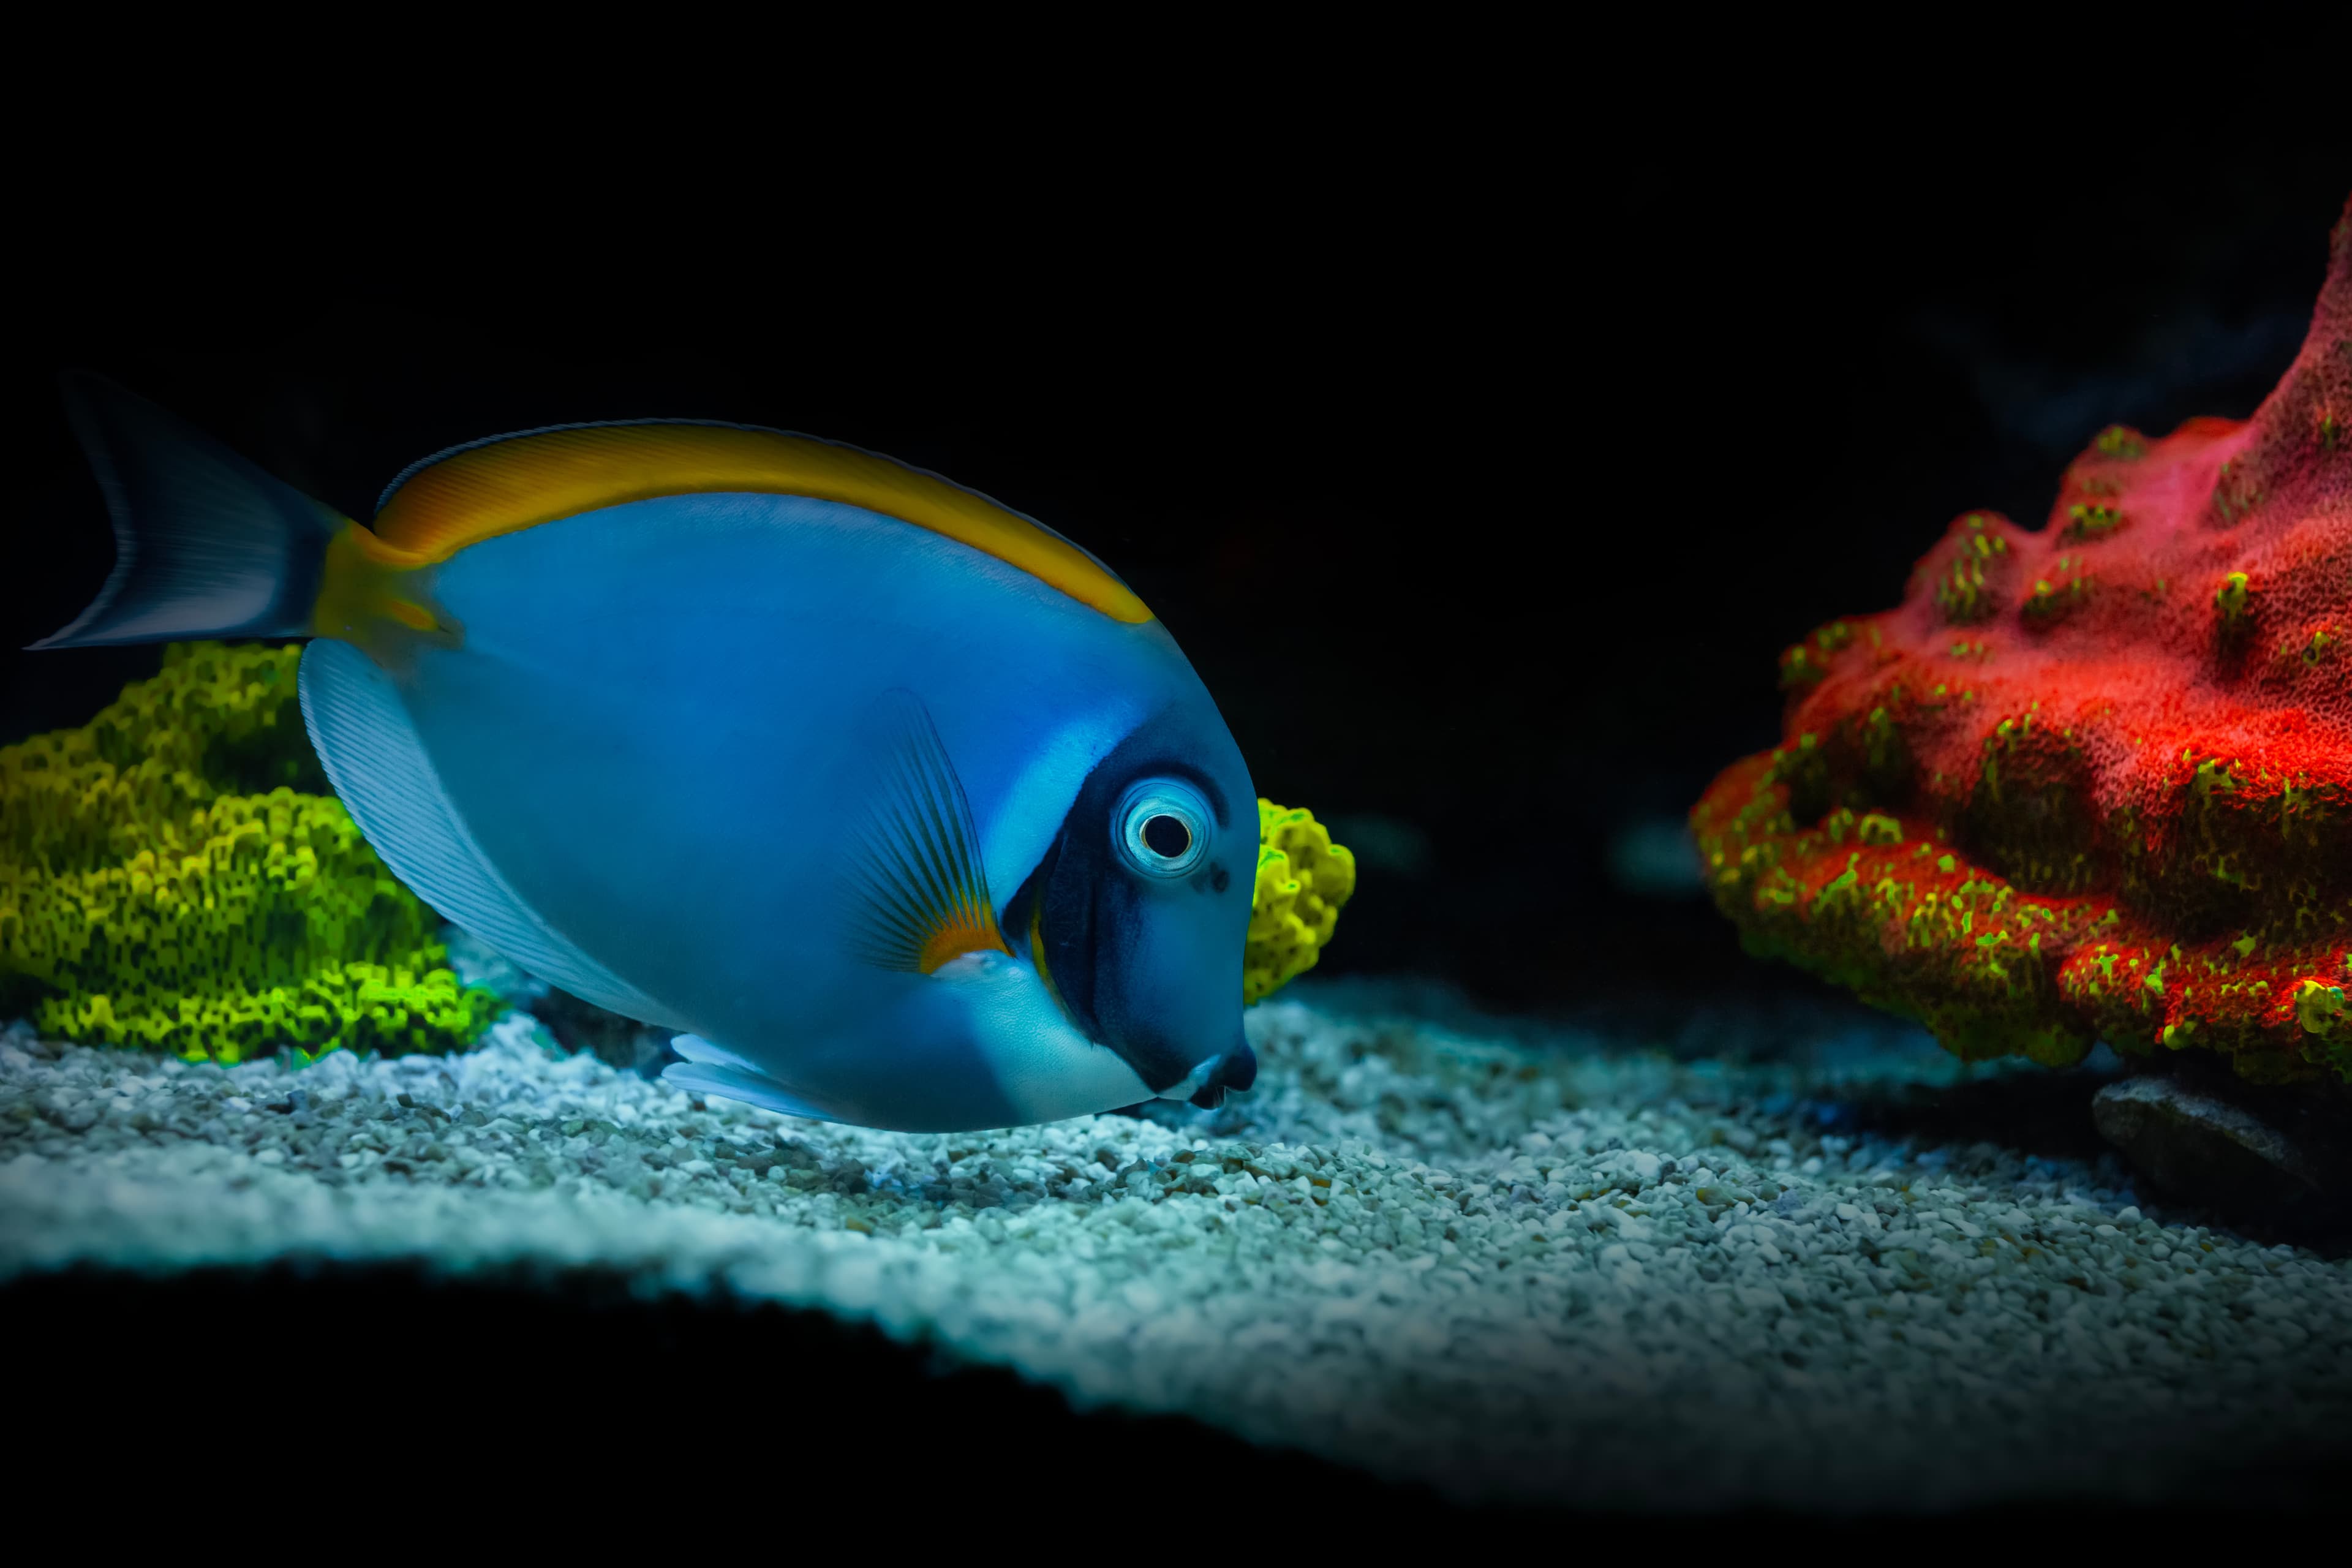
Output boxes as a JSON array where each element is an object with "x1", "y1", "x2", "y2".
[{"x1": 1017, "y1": 709, "x2": 1255, "y2": 1099}]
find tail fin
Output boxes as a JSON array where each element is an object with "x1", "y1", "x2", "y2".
[{"x1": 30, "y1": 372, "x2": 345, "y2": 650}]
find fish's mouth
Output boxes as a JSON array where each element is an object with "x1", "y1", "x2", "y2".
[{"x1": 1155, "y1": 1042, "x2": 1258, "y2": 1110}]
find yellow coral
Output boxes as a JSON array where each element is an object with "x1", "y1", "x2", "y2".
[
  {"x1": 4, "y1": 645, "x2": 1360, "y2": 1049},
  {"x1": 1245, "y1": 799, "x2": 1356, "y2": 1005},
  {"x1": 0, "y1": 643, "x2": 500, "y2": 1062}
]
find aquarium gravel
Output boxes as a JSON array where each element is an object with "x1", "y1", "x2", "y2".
[{"x1": 3, "y1": 986, "x2": 2347, "y2": 1510}]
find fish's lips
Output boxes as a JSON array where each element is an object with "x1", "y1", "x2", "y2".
[
  {"x1": 1184, "y1": 1042, "x2": 1257, "y2": 1109},
  {"x1": 1123, "y1": 1027, "x2": 1255, "y2": 1109}
]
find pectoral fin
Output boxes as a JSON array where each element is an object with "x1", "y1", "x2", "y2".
[{"x1": 837, "y1": 689, "x2": 1011, "y2": 973}]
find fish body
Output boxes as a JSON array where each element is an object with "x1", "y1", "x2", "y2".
[{"x1": 37, "y1": 380, "x2": 1259, "y2": 1130}]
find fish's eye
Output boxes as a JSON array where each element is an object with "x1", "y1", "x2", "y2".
[{"x1": 1114, "y1": 778, "x2": 1211, "y2": 878}]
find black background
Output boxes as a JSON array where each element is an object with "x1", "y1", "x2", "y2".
[
  {"x1": 8, "y1": 149, "x2": 2348, "y2": 1019},
  {"x1": 6, "y1": 81, "x2": 2352, "y2": 1528}
]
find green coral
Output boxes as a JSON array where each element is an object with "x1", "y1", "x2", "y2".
[
  {"x1": 2214, "y1": 571, "x2": 2253, "y2": 621},
  {"x1": 2064, "y1": 503, "x2": 2124, "y2": 540},
  {"x1": 2211, "y1": 458, "x2": 2263, "y2": 525},
  {"x1": 1776, "y1": 620, "x2": 1857, "y2": 692},
  {"x1": 1245, "y1": 799, "x2": 1356, "y2": 1005},
  {"x1": 2021, "y1": 554, "x2": 2097, "y2": 628},
  {"x1": 1932, "y1": 516, "x2": 2010, "y2": 624},
  {"x1": 2093, "y1": 425, "x2": 2146, "y2": 460},
  {"x1": 0, "y1": 642, "x2": 500, "y2": 1063},
  {"x1": 3, "y1": 641, "x2": 1358, "y2": 1048}
]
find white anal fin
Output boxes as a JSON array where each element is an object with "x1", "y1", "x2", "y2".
[
  {"x1": 663, "y1": 1038, "x2": 842, "y2": 1121},
  {"x1": 298, "y1": 639, "x2": 682, "y2": 1028}
]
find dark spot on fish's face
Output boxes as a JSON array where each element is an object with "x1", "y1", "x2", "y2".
[{"x1": 1193, "y1": 862, "x2": 1230, "y2": 895}]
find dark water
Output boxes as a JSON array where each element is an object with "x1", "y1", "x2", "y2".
[
  {"x1": 7, "y1": 153, "x2": 2351, "y2": 1523},
  {"x1": 9, "y1": 152, "x2": 2346, "y2": 1019},
  {"x1": 7, "y1": 1259, "x2": 2341, "y2": 1520}
]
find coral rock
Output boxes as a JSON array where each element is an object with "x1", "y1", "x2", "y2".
[
  {"x1": 2093, "y1": 1068, "x2": 2352, "y2": 1218},
  {"x1": 1694, "y1": 197, "x2": 2352, "y2": 1085},
  {"x1": 1245, "y1": 800, "x2": 1355, "y2": 1005},
  {"x1": 0, "y1": 643, "x2": 501, "y2": 1063}
]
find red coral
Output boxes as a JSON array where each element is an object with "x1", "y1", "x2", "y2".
[{"x1": 1694, "y1": 196, "x2": 2352, "y2": 1084}]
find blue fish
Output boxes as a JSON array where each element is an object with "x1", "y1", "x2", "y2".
[{"x1": 35, "y1": 375, "x2": 1259, "y2": 1130}]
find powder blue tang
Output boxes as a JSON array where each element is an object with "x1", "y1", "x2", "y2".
[{"x1": 34, "y1": 375, "x2": 1261, "y2": 1130}]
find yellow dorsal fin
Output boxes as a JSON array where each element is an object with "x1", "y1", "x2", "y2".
[{"x1": 370, "y1": 421, "x2": 1152, "y2": 623}]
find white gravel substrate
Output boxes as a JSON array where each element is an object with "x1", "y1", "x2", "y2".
[{"x1": 2, "y1": 984, "x2": 2347, "y2": 1510}]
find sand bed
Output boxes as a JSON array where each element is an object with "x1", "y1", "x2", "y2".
[{"x1": 2, "y1": 986, "x2": 2346, "y2": 1509}]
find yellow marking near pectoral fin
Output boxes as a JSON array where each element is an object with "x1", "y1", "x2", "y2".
[
  {"x1": 1030, "y1": 898, "x2": 1071, "y2": 1016},
  {"x1": 372, "y1": 422, "x2": 1153, "y2": 623},
  {"x1": 919, "y1": 908, "x2": 1014, "y2": 973},
  {"x1": 848, "y1": 849, "x2": 1013, "y2": 976},
  {"x1": 312, "y1": 521, "x2": 463, "y2": 673}
]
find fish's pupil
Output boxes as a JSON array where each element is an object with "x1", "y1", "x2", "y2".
[{"x1": 1142, "y1": 813, "x2": 1191, "y2": 858}]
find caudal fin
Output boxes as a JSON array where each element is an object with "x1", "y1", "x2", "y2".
[{"x1": 30, "y1": 372, "x2": 344, "y2": 650}]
